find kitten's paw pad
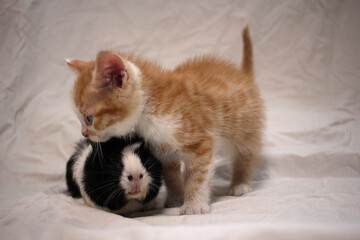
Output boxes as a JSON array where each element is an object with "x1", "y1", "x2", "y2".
[
  {"x1": 180, "y1": 201, "x2": 210, "y2": 215},
  {"x1": 164, "y1": 197, "x2": 184, "y2": 208},
  {"x1": 229, "y1": 184, "x2": 252, "y2": 196}
]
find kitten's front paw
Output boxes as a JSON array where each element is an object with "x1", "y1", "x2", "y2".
[
  {"x1": 229, "y1": 183, "x2": 252, "y2": 196},
  {"x1": 180, "y1": 201, "x2": 210, "y2": 215},
  {"x1": 164, "y1": 196, "x2": 184, "y2": 208}
]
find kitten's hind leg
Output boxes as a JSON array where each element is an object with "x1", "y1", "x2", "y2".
[
  {"x1": 229, "y1": 151, "x2": 258, "y2": 196},
  {"x1": 163, "y1": 160, "x2": 184, "y2": 208}
]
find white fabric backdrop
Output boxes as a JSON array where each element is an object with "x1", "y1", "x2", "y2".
[{"x1": 1, "y1": 0, "x2": 360, "y2": 239}]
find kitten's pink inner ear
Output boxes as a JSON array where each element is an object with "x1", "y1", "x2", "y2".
[
  {"x1": 96, "y1": 52, "x2": 128, "y2": 88},
  {"x1": 66, "y1": 59, "x2": 90, "y2": 73}
]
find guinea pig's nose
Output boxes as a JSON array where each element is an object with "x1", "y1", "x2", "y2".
[{"x1": 127, "y1": 173, "x2": 143, "y2": 182}]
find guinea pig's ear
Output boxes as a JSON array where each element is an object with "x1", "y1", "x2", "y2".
[
  {"x1": 137, "y1": 142, "x2": 151, "y2": 160},
  {"x1": 133, "y1": 142, "x2": 142, "y2": 156},
  {"x1": 66, "y1": 58, "x2": 91, "y2": 74}
]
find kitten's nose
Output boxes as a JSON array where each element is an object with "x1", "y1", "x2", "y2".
[
  {"x1": 81, "y1": 130, "x2": 88, "y2": 138},
  {"x1": 81, "y1": 126, "x2": 89, "y2": 138}
]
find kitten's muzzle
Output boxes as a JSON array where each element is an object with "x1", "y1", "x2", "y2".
[
  {"x1": 81, "y1": 130, "x2": 89, "y2": 138},
  {"x1": 81, "y1": 125, "x2": 89, "y2": 138},
  {"x1": 81, "y1": 126, "x2": 101, "y2": 142}
]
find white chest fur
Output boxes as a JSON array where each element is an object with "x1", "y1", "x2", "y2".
[{"x1": 136, "y1": 113, "x2": 180, "y2": 151}]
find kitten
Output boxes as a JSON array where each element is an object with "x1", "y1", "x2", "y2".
[
  {"x1": 66, "y1": 26, "x2": 264, "y2": 215},
  {"x1": 66, "y1": 136, "x2": 162, "y2": 215}
]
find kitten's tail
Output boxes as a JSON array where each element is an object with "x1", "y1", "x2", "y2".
[{"x1": 240, "y1": 25, "x2": 253, "y2": 75}]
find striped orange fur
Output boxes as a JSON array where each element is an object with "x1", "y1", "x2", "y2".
[{"x1": 67, "y1": 26, "x2": 264, "y2": 215}]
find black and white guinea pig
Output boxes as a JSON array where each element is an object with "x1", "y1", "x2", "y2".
[{"x1": 66, "y1": 135, "x2": 162, "y2": 215}]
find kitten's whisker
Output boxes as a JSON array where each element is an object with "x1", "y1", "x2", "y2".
[
  {"x1": 91, "y1": 142, "x2": 97, "y2": 164},
  {"x1": 95, "y1": 144, "x2": 101, "y2": 167},
  {"x1": 97, "y1": 142, "x2": 105, "y2": 167}
]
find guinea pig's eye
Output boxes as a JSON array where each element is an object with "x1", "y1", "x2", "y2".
[{"x1": 85, "y1": 115, "x2": 93, "y2": 126}]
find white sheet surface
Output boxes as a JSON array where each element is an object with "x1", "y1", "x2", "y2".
[{"x1": 1, "y1": 0, "x2": 360, "y2": 239}]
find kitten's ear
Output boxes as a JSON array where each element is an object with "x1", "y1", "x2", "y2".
[
  {"x1": 66, "y1": 59, "x2": 90, "y2": 73},
  {"x1": 96, "y1": 51, "x2": 128, "y2": 88}
]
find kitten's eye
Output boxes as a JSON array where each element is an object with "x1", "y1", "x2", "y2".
[{"x1": 85, "y1": 115, "x2": 93, "y2": 125}]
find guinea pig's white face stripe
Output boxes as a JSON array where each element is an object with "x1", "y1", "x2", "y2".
[
  {"x1": 122, "y1": 143, "x2": 144, "y2": 174},
  {"x1": 120, "y1": 143, "x2": 152, "y2": 200}
]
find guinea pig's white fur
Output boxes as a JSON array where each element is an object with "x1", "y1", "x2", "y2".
[{"x1": 67, "y1": 137, "x2": 162, "y2": 215}]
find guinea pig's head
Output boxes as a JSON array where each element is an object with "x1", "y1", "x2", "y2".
[{"x1": 119, "y1": 143, "x2": 153, "y2": 201}]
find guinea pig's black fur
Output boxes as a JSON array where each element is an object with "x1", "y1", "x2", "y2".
[{"x1": 66, "y1": 135, "x2": 162, "y2": 214}]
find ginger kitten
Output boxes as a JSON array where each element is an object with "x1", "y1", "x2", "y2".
[{"x1": 66, "y1": 26, "x2": 264, "y2": 215}]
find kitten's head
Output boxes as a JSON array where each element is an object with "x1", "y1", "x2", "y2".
[{"x1": 67, "y1": 52, "x2": 143, "y2": 142}]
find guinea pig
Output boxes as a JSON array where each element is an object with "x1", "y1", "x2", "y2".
[{"x1": 66, "y1": 135, "x2": 162, "y2": 215}]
